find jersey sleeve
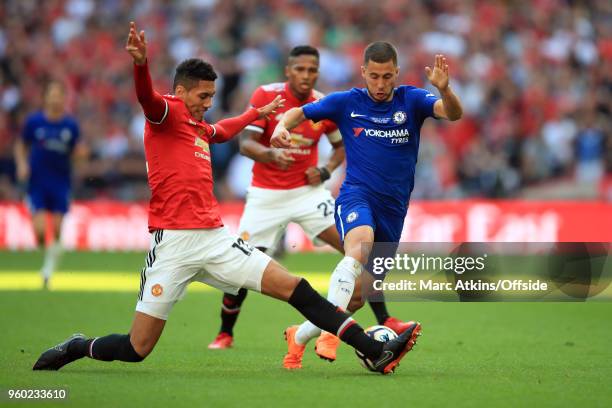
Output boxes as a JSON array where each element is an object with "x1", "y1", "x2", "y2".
[
  {"x1": 323, "y1": 120, "x2": 342, "y2": 143},
  {"x1": 302, "y1": 91, "x2": 348, "y2": 123},
  {"x1": 322, "y1": 120, "x2": 337, "y2": 134},
  {"x1": 204, "y1": 122, "x2": 217, "y2": 141},
  {"x1": 244, "y1": 87, "x2": 269, "y2": 134},
  {"x1": 411, "y1": 88, "x2": 439, "y2": 121},
  {"x1": 134, "y1": 62, "x2": 170, "y2": 126}
]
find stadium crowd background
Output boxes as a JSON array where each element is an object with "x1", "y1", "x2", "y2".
[{"x1": 0, "y1": 0, "x2": 610, "y2": 203}]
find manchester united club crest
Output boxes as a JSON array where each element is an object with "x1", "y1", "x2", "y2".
[{"x1": 151, "y1": 284, "x2": 163, "y2": 297}]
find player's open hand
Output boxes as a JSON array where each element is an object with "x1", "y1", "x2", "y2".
[
  {"x1": 425, "y1": 54, "x2": 449, "y2": 91},
  {"x1": 257, "y1": 95, "x2": 284, "y2": 119},
  {"x1": 272, "y1": 149, "x2": 295, "y2": 170},
  {"x1": 126, "y1": 21, "x2": 147, "y2": 65}
]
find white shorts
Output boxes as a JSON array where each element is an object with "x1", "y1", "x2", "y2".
[
  {"x1": 238, "y1": 185, "x2": 336, "y2": 254},
  {"x1": 135, "y1": 228, "x2": 271, "y2": 320}
]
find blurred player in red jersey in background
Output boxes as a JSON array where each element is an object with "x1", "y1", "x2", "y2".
[
  {"x1": 32, "y1": 22, "x2": 420, "y2": 376},
  {"x1": 209, "y1": 46, "x2": 416, "y2": 366}
]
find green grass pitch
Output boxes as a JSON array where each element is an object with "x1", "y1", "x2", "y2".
[{"x1": 0, "y1": 251, "x2": 610, "y2": 407}]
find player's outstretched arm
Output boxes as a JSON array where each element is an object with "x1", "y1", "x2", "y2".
[
  {"x1": 425, "y1": 54, "x2": 463, "y2": 121},
  {"x1": 126, "y1": 21, "x2": 167, "y2": 123},
  {"x1": 213, "y1": 96, "x2": 284, "y2": 143},
  {"x1": 270, "y1": 107, "x2": 306, "y2": 148}
]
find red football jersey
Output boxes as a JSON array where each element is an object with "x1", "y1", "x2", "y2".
[
  {"x1": 246, "y1": 82, "x2": 339, "y2": 189},
  {"x1": 144, "y1": 95, "x2": 223, "y2": 231}
]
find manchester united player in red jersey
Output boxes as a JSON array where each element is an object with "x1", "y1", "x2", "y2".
[
  {"x1": 32, "y1": 22, "x2": 420, "y2": 375},
  {"x1": 209, "y1": 46, "x2": 415, "y2": 368}
]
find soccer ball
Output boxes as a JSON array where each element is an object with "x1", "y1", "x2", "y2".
[{"x1": 355, "y1": 325, "x2": 398, "y2": 371}]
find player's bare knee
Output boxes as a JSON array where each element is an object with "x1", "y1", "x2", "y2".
[
  {"x1": 343, "y1": 228, "x2": 374, "y2": 264},
  {"x1": 345, "y1": 243, "x2": 371, "y2": 265},
  {"x1": 128, "y1": 312, "x2": 164, "y2": 359}
]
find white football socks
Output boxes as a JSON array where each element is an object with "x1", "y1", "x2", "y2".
[
  {"x1": 295, "y1": 256, "x2": 363, "y2": 345},
  {"x1": 41, "y1": 241, "x2": 62, "y2": 282}
]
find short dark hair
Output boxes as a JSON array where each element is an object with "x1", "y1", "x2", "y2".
[
  {"x1": 289, "y1": 45, "x2": 319, "y2": 60},
  {"x1": 363, "y1": 41, "x2": 398, "y2": 66},
  {"x1": 173, "y1": 58, "x2": 217, "y2": 90}
]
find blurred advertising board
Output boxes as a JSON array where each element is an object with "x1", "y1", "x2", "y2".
[{"x1": 0, "y1": 201, "x2": 610, "y2": 251}]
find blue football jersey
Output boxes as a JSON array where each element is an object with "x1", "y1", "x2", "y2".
[
  {"x1": 22, "y1": 111, "x2": 80, "y2": 183},
  {"x1": 302, "y1": 86, "x2": 438, "y2": 213}
]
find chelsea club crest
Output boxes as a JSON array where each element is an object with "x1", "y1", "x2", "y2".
[{"x1": 393, "y1": 111, "x2": 406, "y2": 125}]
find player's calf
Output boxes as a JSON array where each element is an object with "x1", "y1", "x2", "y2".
[
  {"x1": 260, "y1": 260, "x2": 302, "y2": 301},
  {"x1": 127, "y1": 311, "x2": 166, "y2": 356},
  {"x1": 347, "y1": 278, "x2": 365, "y2": 312}
]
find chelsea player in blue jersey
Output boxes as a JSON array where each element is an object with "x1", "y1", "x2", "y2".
[
  {"x1": 272, "y1": 42, "x2": 463, "y2": 368},
  {"x1": 14, "y1": 81, "x2": 84, "y2": 289}
]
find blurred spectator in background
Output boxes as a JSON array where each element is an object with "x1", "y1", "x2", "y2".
[{"x1": 0, "y1": 0, "x2": 610, "y2": 201}]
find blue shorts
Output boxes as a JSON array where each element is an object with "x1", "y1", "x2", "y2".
[
  {"x1": 334, "y1": 190, "x2": 406, "y2": 277},
  {"x1": 27, "y1": 182, "x2": 70, "y2": 214},
  {"x1": 334, "y1": 191, "x2": 405, "y2": 244}
]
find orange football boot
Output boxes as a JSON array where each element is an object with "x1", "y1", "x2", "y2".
[
  {"x1": 314, "y1": 332, "x2": 340, "y2": 362},
  {"x1": 207, "y1": 332, "x2": 233, "y2": 349},
  {"x1": 383, "y1": 316, "x2": 414, "y2": 335},
  {"x1": 283, "y1": 325, "x2": 305, "y2": 369}
]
